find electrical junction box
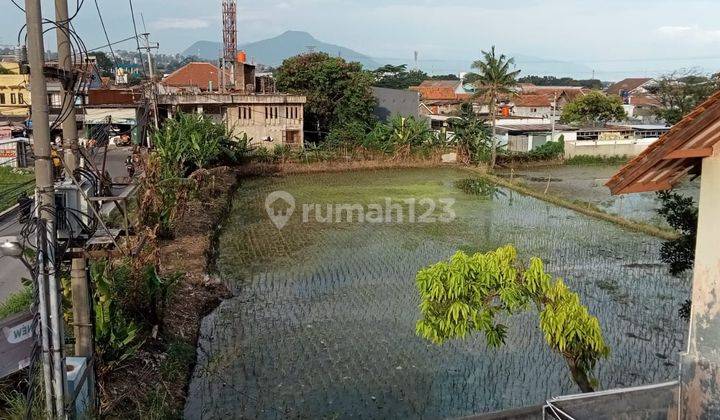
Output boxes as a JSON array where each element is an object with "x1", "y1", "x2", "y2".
[
  {"x1": 54, "y1": 179, "x2": 95, "y2": 241},
  {"x1": 66, "y1": 356, "x2": 91, "y2": 419}
]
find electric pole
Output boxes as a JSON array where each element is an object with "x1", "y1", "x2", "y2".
[
  {"x1": 54, "y1": 0, "x2": 79, "y2": 172},
  {"x1": 139, "y1": 33, "x2": 159, "y2": 129},
  {"x1": 26, "y1": 0, "x2": 67, "y2": 417},
  {"x1": 56, "y1": 0, "x2": 93, "y2": 381}
]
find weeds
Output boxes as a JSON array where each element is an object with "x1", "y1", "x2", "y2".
[
  {"x1": 565, "y1": 155, "x2": 629, "y2": 166},
  {"x1": 0, "y1": 285, "x2": 32, "y2": 319}
]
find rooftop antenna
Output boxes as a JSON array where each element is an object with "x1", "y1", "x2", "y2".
[{"x1": 414, "y1": 50, "x2": 419, "y2": 71}]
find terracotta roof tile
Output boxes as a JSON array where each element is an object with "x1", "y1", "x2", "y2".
[
  {"x1": 606, "y1": 78, "x2": 653, "y2": 96},
  {"x1": 162, "y1": 62, "x2": 228, "y2": 90}
]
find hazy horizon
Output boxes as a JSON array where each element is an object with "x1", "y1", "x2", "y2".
[{"x1": 4, "y1": 0, "x2": 720, "y2": 80}]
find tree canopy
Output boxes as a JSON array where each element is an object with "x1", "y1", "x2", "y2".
[
  {"x1": 519, "y1": 75, "x2": 603, "y2": 90},
  {"x1": 94, "y1": 51, "x2": 115, "y2": 77},
  {"x1": 648, "y1": 70, "x2": 720, "y2": 125},
  {"x1": 415, "y1": 245, "x2": 609, "y2": 392},
  {"x1": 560, "y1": 91, "x2": 627, "y2": 126},
  {"x1": 276, "y1": 53, "x2": 377, "y2": 141}
]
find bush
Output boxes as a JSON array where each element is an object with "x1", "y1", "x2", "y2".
[
  {"x1": 565, "y1": 155, "x2": 629, "y2": 166},
  {"x1": 528, "y1": 136, "x2": 565, "y2": 160}
]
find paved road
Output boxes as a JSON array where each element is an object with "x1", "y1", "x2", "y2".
[{"x1": 0, "y1": 145, "x2": 133, "y2": 302}]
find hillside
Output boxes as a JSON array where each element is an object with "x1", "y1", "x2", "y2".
[{"x1": 183, "y1": 31, "x2": 379, "y2": 69}]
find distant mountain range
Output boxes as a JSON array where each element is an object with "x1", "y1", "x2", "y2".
[
  {"x1": 183, "y1": 31, "x2": 379, "y2": 69},
  {"x1": 183, "y1": 30, "x2": 595, "y2": 79}
]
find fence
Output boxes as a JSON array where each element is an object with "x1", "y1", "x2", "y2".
[{"x1": 564, "y1": 138, "x2": 657, "y2": 159}]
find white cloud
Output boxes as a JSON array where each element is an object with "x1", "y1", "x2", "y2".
[
  {"x1": 656, "y1": 25, "x2": 720, "y2": 42},
  {"x1": 152, "y1": 17, "x2": 213, "y2": 30}
]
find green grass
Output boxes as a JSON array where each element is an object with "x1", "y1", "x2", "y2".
[
  {"x1": 565, "y1": 155, "x2": 630, "y2": 166},
  {"x1": 0, "y1": 167, "x2": 34, "y2": 213},
  {"x1": 0, "y1": 286, "x2": 32, "y2": 319}
]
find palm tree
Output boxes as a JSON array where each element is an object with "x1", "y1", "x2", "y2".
[{"x1": 471, "y1": 46, "x2": 521, "y2": 168}]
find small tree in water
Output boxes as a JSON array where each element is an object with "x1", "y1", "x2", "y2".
[{"x1": 415, "y1": 245, "x2": 610, "y2": 392}]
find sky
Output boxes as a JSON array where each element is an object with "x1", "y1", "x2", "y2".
[{"x1": 4, "y1": 0, "x2": 720, "y2": 80}]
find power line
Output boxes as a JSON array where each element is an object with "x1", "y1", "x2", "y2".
[{"x1": 93, "y1": 0, "x2": 119, "y2": 71}]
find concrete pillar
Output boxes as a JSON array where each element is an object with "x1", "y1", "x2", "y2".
[{"x1": 682, "y1": 145, "x2": 720, "y2": 419}]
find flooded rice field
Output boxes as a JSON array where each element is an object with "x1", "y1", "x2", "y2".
[
  {"x1": 499, "y1": 165, "x2": 699, "y2": 227},
  {"x1": 185, "y1": 168, "x2": 690, "y2": 419}
]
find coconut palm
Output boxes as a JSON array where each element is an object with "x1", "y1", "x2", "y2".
[{"x1": 471, "y1": 46, "x2": 521, "y2": 168}]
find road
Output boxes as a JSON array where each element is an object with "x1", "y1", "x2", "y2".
[{"x1": 0, "y1": 145, "x2": 133, "y2": 302}]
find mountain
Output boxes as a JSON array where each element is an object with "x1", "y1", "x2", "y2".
[{"x1": 183, "y1": 31, "x2": 379, "y2": 69}]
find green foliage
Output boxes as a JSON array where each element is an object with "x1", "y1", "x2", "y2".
[
  {"x1": 648, "y1": 70, "x2": 719, "y2": 125},
  {"x1": 565, "y1": 155, "x2": 629, "y2": 166},
  {"x1": 90, "y1": 260, "x2": 179, "y2": 366},
  {"x1": 416, "y1": 245, "x2": 609, "y2": 392},
  {"x1": 276, "y1": 53, "x2": 377, "y2": 140},
  {"x1": 94, "y1": 52, "x2": 115, "y2": 77},
  {"x1": 0, "y1": 167, "x2": 34, "y2": 212},
  {"x1": 0, "y1": 286, "x2": 32, "y2": 319},
  {"x1": 272, "y1": 144, "x2": 293, "y2": 163},
  {"x1": 560, "y1": 91, "x2": 627, "y2": 126},
  {"x1": 471, "y1": 46, "x2": 522, "y2": 167},
  {"x1": 528, "y1": 136, "x2": 565, "y2": 160},
  {"x1": 373, "y1": 64, "x2": 431, "y2": 90},
  {"x1": 449, "y1": 103, "x2": 492, "y2": 164},
  {"x1": 454, "y1": 178, "x2": 499, "y2": 199},
  {"x1": 91, "y1": 260, "x2": 141, "y2": 366},
  {"x1": 152, "y1": 112, "x2": 239, "y2": 177},
  {"x1": 656, "y1": 191, "x2": 698, "y2": 277},
  {"x1": 519, "y1": 75, "x2": 603, "y2": 90}
]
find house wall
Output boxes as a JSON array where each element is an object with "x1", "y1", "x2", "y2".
[
  {"x1": 564, "y1": 138, "x2": 656, "y2": 158},
  {"x1": 0, "y1": 63, "x2": 30, "y2": 117},
  {"x1": 513, "y1": 106, "x2": 552, "y2": 118},
  {"x1": 226, "y1": 103, "x2": 304, "y2": 148},
  {"x1": 372, "y1": 87, "x2": 420, "y2": 121}
]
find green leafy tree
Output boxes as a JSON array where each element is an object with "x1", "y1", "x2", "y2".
[
  {"x1": 560, "y1": 91, "x2": 627, "y2": 126},
  {"x1": 93, "y1": 51, "x2": 115, "y2": 77},
  {"x1": 373, "y1": 64, "x2": 430, "y2": 89},
  {"x1": 276, "y1": 53, "x2": 377, "y2": 142},
  {"x1": 648, "y1": 70, "x2": 719, "y2": 124},
  {"x1": 518, "y1": 75, "x2": 603, "y2": 90},
  {"x1": 449, "y1": 103, "x2": 492, "y2": 164},
  {"x1": 416, "y1": 245, "x2": 610, "y2": 392},
  {"x1": 471, "y1": 46, "x2": 522, "y2": 168}
]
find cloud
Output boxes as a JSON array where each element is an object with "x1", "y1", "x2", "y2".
[
  {"x1": 151, "y1": 17, "x2": 213, "y2": 30},
  {"x1": 656, "y1": 25, "x2": 720, "y2": 42}
]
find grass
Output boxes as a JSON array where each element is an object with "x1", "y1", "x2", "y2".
[
  {"x1": 565, "y1": 155, "x2": 630, "y2": 166},
  {"x1": 0, "y1": 167, "x2": 34, "y2": 213},
  {"x1": 464, "y1": 168, "x2": 679, "y2": 241},
  {"x1": 0, "y1": 286, "x2": 32, "y2": 319}
]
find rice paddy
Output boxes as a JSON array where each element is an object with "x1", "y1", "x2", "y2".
[{"x1": 185, "y1": 167, "x2": 690, "y2": 419}]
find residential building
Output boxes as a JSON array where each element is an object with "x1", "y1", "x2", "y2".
[
  {"x1": 157, "y1": 93, "x2": 306, "y2": 148},
  {"x1": 371, "y1": 87, "x2": 421, "y2": 121},
  {"x1": 510, "y1": 94, "x2": 553, "y2": 118},
  {"x1": 606, "y1": 77, "x2": 655, "y2": 99},
  {"x1": 158, "y1": 60, "x2": 303, "y2": 148},
  {"x1": 0, "y1": 62, "x2": 30, "y2": 117},
  {"x1": 495, "y1": 123, "x2": 576, "y2": 152},
  {"x1": 411, "y1": 80, "x2": 474, "y2": 115}
]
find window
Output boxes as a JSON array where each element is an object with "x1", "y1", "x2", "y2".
[
  {"x1": 18, "y1": 93, "x2": 24, "y2": 104},
  {"x1": 10, "y1": 93, "x2": 16, "y2": 104},
  {"x1": 0, "y1": 93, "x2": 5, "y2": 104},
  {"x1": 239, "y1": 106, "x2": 252, "y2": 120}
]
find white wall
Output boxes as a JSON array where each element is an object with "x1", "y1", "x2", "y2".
[{"x1": 565, "y1": 138, "x2": 657, "y2": 158}]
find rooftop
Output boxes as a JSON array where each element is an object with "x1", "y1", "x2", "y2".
[
  {"x1": 606, "y1": 78, "x2": 653, "y2": 96},
  {"x1": 607, "y1": 89, "x2": 720, "y2": 194}
]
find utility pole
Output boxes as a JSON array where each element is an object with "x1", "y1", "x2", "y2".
[
  {"x1": 26, "y1": 0, "x2": 67, "y2": 417},
  {"x1": 551, "y1": 91, "x2": 557, "y2": 142},
  {"x1": 55, "y1": 3, "x2": 93, "y2": 411},
  {"x1": 139, "y1": 33, "x2": 159, "y2": 129},
  {"x1": 54, "y1": 0, "x2": 79, "y2": 173}
]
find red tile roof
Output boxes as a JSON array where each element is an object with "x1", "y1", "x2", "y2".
[
  {"x1": 412, "y1": 80, "x2": 469, "y2": 101},
  {"x1": 629, "y1": 95, "x2": 661, "y2": 107},
  {"x1": 606, "y1": 90, "x2": 720, "y2": 195},
  {"x1": 513, "y1": 93, "x2": 552, "y2": 107},
  {"x1": 162, "y1": 62, "x2": 226, "y2": 91},
  {"x1": 606, "y1": 78, "x2": 653, "y2": 96}
]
